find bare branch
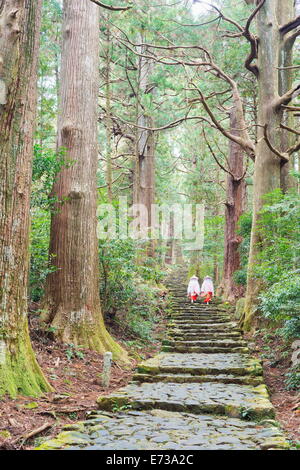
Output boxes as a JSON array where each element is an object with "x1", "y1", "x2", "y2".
[
  {"x1": 89, "y1": 0, "x2": 132, "y2": 11},
  {"x1": 280, "y1": 15, "x2": 300, "y2": 35},
  {"x1": 192, "y1": 84, "x2": 255, "y2": 158},
  {"x1": 194, "y1": 1, "x2": 265, "y2": 76},
  {"x1": 116, "y1": 114, "x2": 213, "y2": 132},
  {"x1": 112, "y1": 26, "x2": 213, "y2": 60},
  {"x1": 286, "y1": 28, "x2": 300, "y2": 42},
  {"x1": 280, "y1": 123, "x2": 300, "y2": 136},
  {"x1": 243, "y1": 0, "x2": 266, "y2": 77},
  {"x1": 168, "y1": 15, "x2": 221, "y2": 28},
  {"x1": 98, "y1": 171, "x2": 128, "y2": 189},
  {"x1": 276, "y1": 64, "x2": 300, "y2": 70},
  {"x1": 192, "y1": 1, "x2": 244, "y2": 32},
  {"x1": 282, "y1": 105, "x2": 300, "y2": 112},
  {"x1": 203, "y1": 128, "x2": 236, "y2": 179},
  {"x1": 263, "y1": 124, "x2": 289, "y2": 162},
  {"x1": 275, "y1": 83, "x2": 300, "y2": 108},
  {"x1": 287, "y1": 139, "x2": 300, "y2": 155}
]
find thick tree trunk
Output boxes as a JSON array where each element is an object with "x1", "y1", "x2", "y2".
[
  {"x1": 43, "y1": 0, "x2": 128, "y2": 361},
  {"x1": 278, "y1": 0, "x2": 297, "y2": 192},
  {"x1": 243, "y1": 0, "x2": 292, "y2": 329},
  {"x1": 133, "y1": 39, "x2": 155, "y2": 255},
  {"x1": 0, "y1": 0, "x2": 52, "y2": 396},
  {"x1": 222, "y1": 110, "x2": 246, "y2": 302},
  {"x1": 104, "y1": 19, "x2": 113, "y2": 203}
]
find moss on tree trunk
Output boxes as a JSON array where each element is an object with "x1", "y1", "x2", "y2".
[
  {"x1": 0, "y1": 0, "x2": 53, "y2": 397},
  {"x1": 43, "y1": 0, "x2": 128, "y2": 363}
]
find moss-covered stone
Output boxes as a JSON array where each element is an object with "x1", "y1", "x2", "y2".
[
  {"x1": 260, "y1": 437, "x2": 290, "y2": 450},
  {"x1": 35, "y1": 431, "x2": 90, "y2": 450},
  {"x1": 36, "y1": 281, "x2": 288, "y2": 450}
]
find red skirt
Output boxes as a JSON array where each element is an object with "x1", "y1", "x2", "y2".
[
  {"x1": 203, "y1": 292, "x2": 213, "y2": 303},
  {"x1": 190, "y1": 293, "x2": 198, "y2": 301}
]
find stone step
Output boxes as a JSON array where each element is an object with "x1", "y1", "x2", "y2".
[
  {"x1": 169, "y1": 319, "x2": 231, "y2": 325},
  {"x1": 132, "y1": 372, "x2": 264, "y2": 386},
  {"x1": 168, "y1": 319, "x2": 231, "y2": 324},
  {"x1": 169, "y1": 313, "x2": 230, "y2": 318},
  {"x1": 169, "y1": 298, "x2": 223, "y2": 302},
  {"x1": 169, "y1": 321, "x2": 231, "y2": 325},
  {"x1": 169, "y1": 292, "x2": 222, "y2": 298},
  {"x1": 170, "y1": 312, "x2": 230, "y2": 316},
  {"x1": 171, "y1": 314, "x2": 231, "y2": 318},
  {"x1": 137, "y1": 352, "x2": 263, "y2": 377},
  {"x1": 170, "y1": 308, "x2": 230, "y2": 314},
  {"x1": 170, "y1": 323, "x2": 240, "y2": 331},
  {"x1": 35, "y1": 410, "x2": 289, "y2": 450},
  {"x1": 35, "y1": 271, "x2": 290, "y2": 451},
  {"x1": 170, "y1": 304, "x2": 227, "y2": 308},
  {"x1": 169, "y1": 333, "x2": 243, "y2": 341},
  {"x1": 96, "y1": 382, "x2": 275, "y2": 420},
  {"x1": 168, "y1": 332, "x2": 242, "y2": 339},
  {"x1": 163, "y1": 339, "x2": 246, "y2": 347},
  {"x1": 170, "y1": 311, "x2": 230, "y2": 316},
  {"x1": 162, "y1": 346, "x2": 249, "y2": 354},
  {"x1": 169, "y1": 314, "x2": 230, "y2": 319},
  {"x1": 172, "y1": 300, "x2": 210, "y2": 302}
]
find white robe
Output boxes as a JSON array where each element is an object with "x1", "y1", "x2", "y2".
[
  {"x1": 201, "y1": 278, "x2": 214, "y2": 294},
  {"x1": 187, "y1": 277, "x2": 200, "y2": 295}
]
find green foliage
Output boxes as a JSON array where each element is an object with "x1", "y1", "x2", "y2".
[
  {"x1": 99, "y1": 239, "x2": 166, "y2": 342},
  {"x1": 255, "y1": 188, "x2": 300, "y2": 284},
  {"x1": 29, "y1": 209, "x2": 55, "y2": 301},
  {"x1": 255, "y1": 186, "x2": 300, "y2": 342},
  {"x1": 284, "y1": 366, "x2": 300, "y2": 391},
  {"x1": 29, "y1": 146, "x2": 72, "y2": 301},
  {"x1": 239, "y1": 406, "x2": 253, "y2": 421},
  {"x1": 233, "y1": 212, "x2": 252, "y2": 286},
  {"x1": 65, "y1": 344, "x2": 85, "y2": 361},
  {"x1": 111, "y1": 400, "x2": 132, "y2": 413},
  {"x1": 259, "y1": 274, "x2": 300, "y2": 338}
]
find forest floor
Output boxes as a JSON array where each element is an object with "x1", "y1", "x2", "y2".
[
  {"x1": 245, "y1": 330, "x2": 300, "y2": 445},
  {"x1": 0, "y1": 307, "x2": 299, "y2": 450},
  {"x1": 0, "y1": 313, "x2": 168, "y2": 450}
]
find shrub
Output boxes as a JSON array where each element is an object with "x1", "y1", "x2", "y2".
[{"x1": 99, "y1": 239, "x2": 167, "y2": 342}]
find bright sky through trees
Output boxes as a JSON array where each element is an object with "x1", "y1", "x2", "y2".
[{"x1": 191, "y1": 0, "x2": 218, "y2": 16}]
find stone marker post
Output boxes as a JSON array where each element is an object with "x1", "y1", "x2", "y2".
[{"x1": 102, "y1": 352, "x2": 113, "y2": 388}]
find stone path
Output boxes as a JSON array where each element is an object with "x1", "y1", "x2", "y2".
[{"x1": 37, "y1": 273, "x2": 289, "y2": 450}]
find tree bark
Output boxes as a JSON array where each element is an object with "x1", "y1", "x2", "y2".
[
  {"x1": 0, "y1": 0, "x2": 52, "y2": 396},
  {"x1": 43, "y1": 0, "x2": 128, "y2": 361},
  {"x1": 277, "y1": 0, "x2": 297, "y2": 191},
  {"x1": 243, "y1": 0, "x2": 294, "y2": 329},
  {"x1": 222, "y1": 110, "x2": 246, "y2": 302},
  {"x1": 133, "y1": 37, "x2": 155, "y2": 256},
  {"x1": 104, "y1": 17, "x2": 113, "y2": 203}
]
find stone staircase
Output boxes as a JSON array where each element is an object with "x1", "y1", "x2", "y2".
[{"x1": 36, "y1": 273, "x2": 289, "y2": 450}]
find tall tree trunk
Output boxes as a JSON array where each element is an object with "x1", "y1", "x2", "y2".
[
  {"x1": 43, "y1": 0, "x2": 128, "y2": 361},
  {"x1": 104, "y1": 17, "x2": 113, "y2": 203},
  {"x1": 278, "y1": 0, "x2": 297, "y2": 192},
  {"x1": 0, "y1": 0, "x2": 52, "y2": 396},
  {"x1": 133, "y1": 38, "x2": 155, "y2": 255},
  {"x1": 222, "y1": 110, "x2": 246, "y2": 302},
  {"x1": 243, "y1": 0, "x2": 294, "y2": 329}
]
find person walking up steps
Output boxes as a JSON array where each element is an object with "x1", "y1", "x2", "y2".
[
  {"x1": 187, "y1": 275, "x2": 200, "y2": 303},
  {"x1": 200, "y1": 276, "x2": 214, "y2": 304}
]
